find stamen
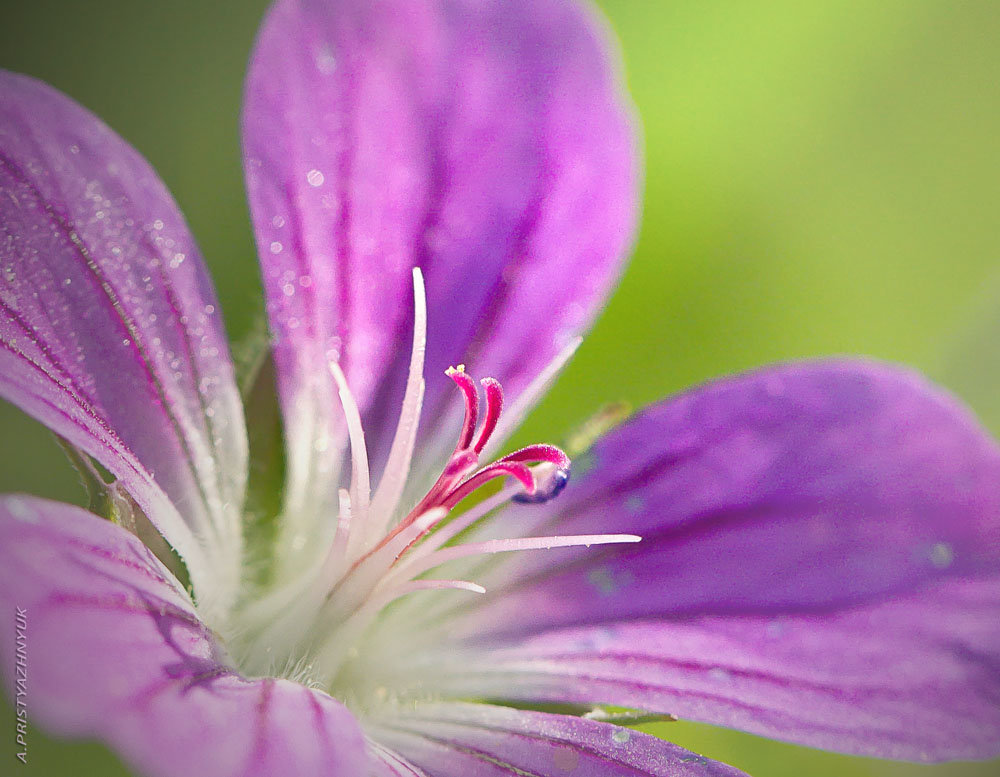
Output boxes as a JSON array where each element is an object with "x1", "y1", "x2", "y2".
[
  {"x1": 321, "y1": 488, "x2": 354, "y2": 582},
  {"x1": 368, "y1": 268, "x2": 428, "y2": 540},
  {"x1": 327, "y1": 507, "x2": 447, "y2": 613},
  {"x1": 328, "y1": 359, "x2": 371, "y2": 556},
  {"x1": 385, "y1": 533, "x2": 642, "y2": 590},
  {"x1": 390, "y1": 579, "x2": 486, "y2": 595},
  {"x1": 236, "y1": 287, "x2": 639, "y2": 689}
]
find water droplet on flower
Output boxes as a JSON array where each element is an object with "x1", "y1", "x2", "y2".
[
  {"x1": 929, "y1": 542, "x2": 954, "y2": 569},
  {"x1": 316, "y1": 49, "x2": 337, "y2": 74},
  {"x1": 306, "y1": 169, "x2": 325, "y2": 187},
  {"x1": 7, "y1": 498, "x2": 37, "y2": 523},
  {"x1": 152, "y1": 219, "x2": 164, "y2": 231},
  {"x1": 708, "y1": 667, "x2": 731, "y2": 682},
  {"x1": 271, "y1": 215, "x2": 286, "y2": 228},
  {"x1": 611, "y1": 728, "x2": 631, "y2": 744},
  {"x1": 270, "y1": 241, "x2": 283, "y2": 255}
]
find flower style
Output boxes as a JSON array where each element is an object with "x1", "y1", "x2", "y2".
[{"x1": 2, "y1": 0, "x2": 999, "y2": 775}]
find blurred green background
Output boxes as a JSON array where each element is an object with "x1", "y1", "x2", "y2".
[{"x1": 1, "y1": 0, "x2": 999, "y2": 775}]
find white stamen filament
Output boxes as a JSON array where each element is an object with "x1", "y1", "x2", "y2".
[
  {"x1": 382, "y1": 533, "x2": 642, "y2": 594},
  {"x1": 318, "y1": 507, "x2": 447, "y2": 625},
  {"x1": 320, "y1": 487, "x2": 354, "y2": 583},
  {"x1": 231, "y1": 275, "x2": 639, "y2": 693},
  {"x1": 368, "y1": 268, "x2": 428, "y2": 543},
  {"x1": 328, "y1": 359, "x2": 371, "y2": 559}
]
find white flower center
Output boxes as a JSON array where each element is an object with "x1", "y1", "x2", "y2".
[{"x1": 226, "y1": 270, "x2": 639, "y2": 706}]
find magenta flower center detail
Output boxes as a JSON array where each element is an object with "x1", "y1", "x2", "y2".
[{"x1": 227, "y1": 271, "x2": 638, "y2": 703}]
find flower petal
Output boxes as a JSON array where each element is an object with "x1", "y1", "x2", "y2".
[
  {"x1": 367, "y1": 701, "x2": 745, "y2": 777},
  {"x1": 242, "y1": 0, "x2": 638, "y2": 526},
  {"x1": 402, "y1": 360, "x2": 1000, "y2": 761},
  {"x1": 0, "y1": 72, "x2": 247, "y2": 610},
  {"x1": 0, "y1": 495, "x2": 367, "y2": 777},
  {"x1": 435, "y1": 580, "x2": 1000, "y2": 763}
]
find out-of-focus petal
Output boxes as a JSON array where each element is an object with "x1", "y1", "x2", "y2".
[
  {"x1": 0, "y1": 496, "x2": 367, "y2": 777},
  {"x1": 367, "y1": 701, "x2": 746, "y2": 777},
  {"x1": 0, "y1": 72, "x2": 247, "y2": 611},
  {"x1": 397, "y1": 360, "x2": 1000, "y2": 761},
  {"x1": 242, "y1": 0, "x2": 638, "y2": 540},
  {"x1": 432, "y1": 579, "x2": 1000, "y2": 763}
]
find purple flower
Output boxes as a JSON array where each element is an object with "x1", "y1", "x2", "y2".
[{"x1": 1, "y1": 0, "x2": 998, "y2": 774}]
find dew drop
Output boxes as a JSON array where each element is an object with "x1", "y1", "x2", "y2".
[
  {"x1": 7, "y1": 498, "x2": 37, "y2": 523},
  {"x1": 611, "y1": 728, "x2": 631, "y2": 744},
  {"x1": 270, "y1": 241, "x2": 283, "y2": 255},
  {"x1": 316, "y1": 49, "x2": 337, "y2": 74},
  {"x1": 306, "y1": 169, "x2": 325, "y2": 187},
  {"x1": 929, "y1": 542, "x2": 954, "y2": 569}
]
